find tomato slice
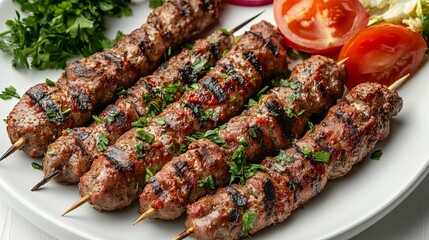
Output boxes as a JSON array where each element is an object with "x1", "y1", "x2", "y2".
[
  {"x1": 273, "y1": 0, "x2": 369, "y2": 53},
  {"x1": 338, "y1": 23, "x2": 427, "y2": 89}
]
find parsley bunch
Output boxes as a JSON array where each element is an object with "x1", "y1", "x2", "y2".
[{"x1": 0, "y1": 0, "x2": 132, "y2": 70}]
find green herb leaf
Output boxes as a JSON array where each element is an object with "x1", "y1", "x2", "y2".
[
  {"x1": 31, "y1": 162, "x2": 42, "y2": 170},
  {"x1": 145, "y1": 168, "x2": 154, "y2": 182},
  {"x1": 275, "y1": 150, "x2": 293, "y2": 162},
  {"x1": 370, "y1": 150, "x2": 383, "y2": 160},
  {"x1": 197, "y1": 175, "x2": 217, "y2": 189},
  {"x1": 96, "y1": 133, "x2": 109, "y2": 151},
  {"x1": 131, "y1": 117, "x2": 149, "y2": 128},
  {"x1": 242, "y1": 211, "x2": 257, "y2": 237},
  {"x1": 45, "y1": 78, "x2": 56, "y2": 86},
  {"x1": 136, "y1": 129, "x2": 155, "y2": 144},
  {"x1": 313, "y1": 151, "x2": 330, "y2": 162},
  {"x1": 0, "y1": 86, "x2": 20, "y2": 100},
  {"x1": 92, "y1": 114, "x2": 106, "y2": 124}
]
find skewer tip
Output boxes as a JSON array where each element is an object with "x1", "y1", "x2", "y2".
[
  {"x1": 337, "y1": 57, "x2": 349, "y2": 66},
  {"x1": 133, "y1": 207, "x2": 156, "y2": 225},
  {"x1": 229, "y1": 10, "x2": 265, "y2": 34},
  {"x1": 172, "y1": 227, "x2": 194, "y2": 240},
  {"x1": 31, "y1": 170, "x2": 61, "y2": 191},
  {"x1": 0, "y1": 137, "x2": 26, "y2": 161},
  {"x1": 388, "y1": 73, "x2": 410, "y2": 91},
  {"x1": 62, "y1": 194, "x2": 90, "y2": 217}
]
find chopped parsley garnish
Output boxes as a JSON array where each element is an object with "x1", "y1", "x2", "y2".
[
  {"x1": 61, "y1": 108, "x2": 72, "y2": 116},
  {"x1": 131, "y1": 117, "x2": 149, "y2": 128},
  {"x1": 154, "y1": 118, "x2": 166, "y2": 125},
  {"x1": 106, "y1": 110, "x2": 119, "y2": 122},
  {"x1": 134, "y1": 144, "x2": 144, "y2": 158},
  {"x1": 302, "y1": 147, "x2": 330, "y2": 163},
  {"x1": 0, "y1": 86, "x2": 20, "y2": 100},
  {"x1": 248, "y1": 128, "x2": 257, "y2": 138},
  {"x1": 220, "y1": 28, "x2": 232, "y2": 36},
  {"x1": 96, "y1": 133, "x2": 109, "y2": 151},
  {"x1": 246, "y1": 85, "x2": 270, "y2": 108},
  {"x1": 189, "y1": 125, "x2": 228, "y2": 147},
  {"x1": 45, "y1": 78, "x2": 56, "y2": 86},
  {"x1": 92, "y1": 114, "x2": 106, "y2": 124},
  {"x1": 228, "y1": 145, "x2": 265, "y2": 184},
  {"x1": 136, "y1": 129, "x2": 155, "y2": 144},
  {"x1": 273, "y1": 162, "x2": 286, "y2": 172},
  {"x1": 370, "y1": 150, "x2": 383, "y2": 160},
  {"x1": 197, "y1": 175, "x2": 216, "y2": 190},
  {"x1": 275, "y1": 150, "x2": 293, "y2": 162},
  {"x1": 116, "y1": 87, "x2": 127, "y2": 96},
  {"x1": 31, "y1": 162, "x2": 42, "y2": 170},
  {"x1": 145, "y1": 168, "x2": 154, "y2": 182},
  {"x1": 238, "y1": 136, "x2": 249, "y2": 147},
  {"x1": 242, "y1": 210, "x2": 257, "y2": 237},
  {"x1": 308, "y1": 120, "x2": 315, "y2": 133},
  {"x1": 47, "y1": 150, "x2": 58, "y2": 156}
]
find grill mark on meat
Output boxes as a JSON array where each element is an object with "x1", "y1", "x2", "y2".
[
  {"x1": 264, "y1": 100, "x2": 294, "y2": 139},
  {"x1": 248, "y1": 31, "x2": 279, "y2": 57},
  {"x1": 316, "y1": 80, "x2": 327, "y2": 97},
  {"x1": 229, "y1": 208, "x2": 240, "y2": 222},
  {"x1": 201, "y1": 0, "x2": 213, "y2": 10},
  {"x1": 287, "y1": 179, "x2": 303, "y2": 203},
  {"x1": 173, "y1": 161, "x2": 188, "y2": 177},
  {"x1": 105, "y1": 106, "x2": 128, "y2": 133},
  {"x1": 70, "y1": 85, "x2": 92, "y2": 110},
  {"x1": 200, "y1": 77, "x2": 228, "y2": 103},
  {"x1": 169, "y1": 0, "x2": 191, "y2": 16},
  {"x1": 149, "y1": 178, "x2": 163, "y2": 196},
  {"x1": 103, "y1": 52, "x2": 123, "y2": 69},
  {"x1": 183, "y1": 102, "x2": 209, "y2": 128},
  {"x1": 26, "y1": 86, "x2": 65, "y2": 124},
  {"x1": 221, "y1": 63, "x2": 244, "y2": 84},
  {"x1": 209, "y1": 40, "x2": 222, "y2": 60},
  {"x1": 249, "y1": 124, "x2": 266, "y2": 150},
  {"x1": 70, "y1": 63, "x2": 98, "y2": 78},
  {"x1": 334, "y1": 108, "x2": 357, "y2": 131},
  {"x1": 227, "y1": 186, "x2": 246, "y2": 207},
  {"x1": 178, "y1": 63, "x2": 198, "y2": 83},
  {"x1": 244, "y1": 52, "x2": 261, "y2": 73},
  {"x1": 104, "y1": 146, "x2": 134, "y2": 174},
  {"x1": 263, "y1": 178, "x2": 276, "y2": 216},
  {"x1": 70, "y1": 129, "x2": 92, "y2": 157}
]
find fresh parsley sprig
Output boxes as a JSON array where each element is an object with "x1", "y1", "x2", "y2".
[{"x1": 0, "y1": 0, "x2": 132, "y2": 69}]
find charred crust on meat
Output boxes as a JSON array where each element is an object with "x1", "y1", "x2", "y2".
[
  {"x1": 229, "y1": 208, "x2": 240, "y2": 222},
  {"x1": 264, "y1": 100, "x2": 294, "y2": 138},
  {"x1": 169, "y1": 0, "x2": 191, "y2": 16},
  {"x1": 221, "y1": 64, "x2": 245, "y2": 84},
  {"x1": 209, "y1": 41, "x2": 221, "y2": 60},
  {"x1": 201, "y1": 0, "x2": 214, "y2": 11},
  {"x1": 70, "y1": 86, "x2": 92, "y2": 110},
  {"x1": 263, "y1": 178, "x2": 276, "y2": 215},
  {"x1": 104, "y1": 146, "x2": 135, "y2": 174},
  {"x1": 244, "y1": 52, "x2": 261, "y2": 73},
  {"x1": 149, "y1": 178, "x2": 163, "y2": 196},
  {"x1": 334, "y1": 108, "x2": 357, "y2": 131},
  {"x1": 105, "y1": 106, "x2": 127, "y2": 133},
  {"x1": 103, "y1": 52, "x2": 123, "y2": 69},
  {"x1": 248, "y1": 31, "x2": 279, "y2": 57},
  {"x1": 227, "y1": 186, "x2": 246, "y2": 207},
  {"x1": 200, "y1": 77, "x2": 228, "y2": 103},
  {"x1": 173, "y1": 161, "x2": 189, "y2": 177},
  {"x1": 178, "y1": 63, "x2": 199, "y2": 83},
  {"x1": 183, "y1": 102, "x2": 209, "y2": 128},
  {"x1": 70, "y1": 129, "x2": 92, "y2": 156},
  {"x1": 26, "y1": 86, "x2": 66, "y2": 124},
  {"x1": 287, "y1": 179, "x2": 303, "y2": 203},
  {"x1": 316, "y1": 80, "x2": 327, "y2": 97},
  {"x1": 70, "y1": 63, "x2": 98, "y2": 78},
  {"x1": 134, "y1": 29, "x2": 154, "y2": 62}
]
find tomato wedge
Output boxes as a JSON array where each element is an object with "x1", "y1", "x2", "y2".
[
  {"x1": 273, "y1": 0, "x2": 369, "y2": 53},
  {"x1": 338, "y1": 23, "x2": 427, "y2": 89}
]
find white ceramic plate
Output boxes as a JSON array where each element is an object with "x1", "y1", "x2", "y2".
[{"x1": 1, "y1": 1, "x2": 429, "y2": 239}]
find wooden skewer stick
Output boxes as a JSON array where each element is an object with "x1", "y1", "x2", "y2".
[
  {"x1": 31, "y1": 170, "x2": 61, "y2": 191},
  {"x1": 0, "y1": 137, "x2": 25, "y2": 161},
  {"x1": 172, "y1": 227, "x2": 194, "y2": 240},
  {"x1": 133, "y1": 207, "x2": 156, "y2": 225},
  {"x1": 62, "y1": 195, "x2": 90, "y2": 217},
  {"x1": 337, "y1": 57, "x2": 349, "y2": 66},
  {"x1": 389, "y1": 74, "x2": 409, "y2": 91}
]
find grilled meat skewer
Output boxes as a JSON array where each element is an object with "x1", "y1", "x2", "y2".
[
  {"x1": 183, "y1": 82, "x2": 403, "y2": 240},
  {"x1": 4, "y1": 0, "x2": 223, "y2": 159},
  {"x1": 34, "y1": 29, "x2": 235, "y2": 190},
  {"x1": 137, "y1": 55, "x2": 346, "y2": 221},
  {"x1": 67, "y1": 21, "x2": 288, "y2": 213}
]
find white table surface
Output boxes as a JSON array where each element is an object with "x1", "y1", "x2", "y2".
[{"x1": 0, "y1": 171, "x2": 428, "y2": 240}]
